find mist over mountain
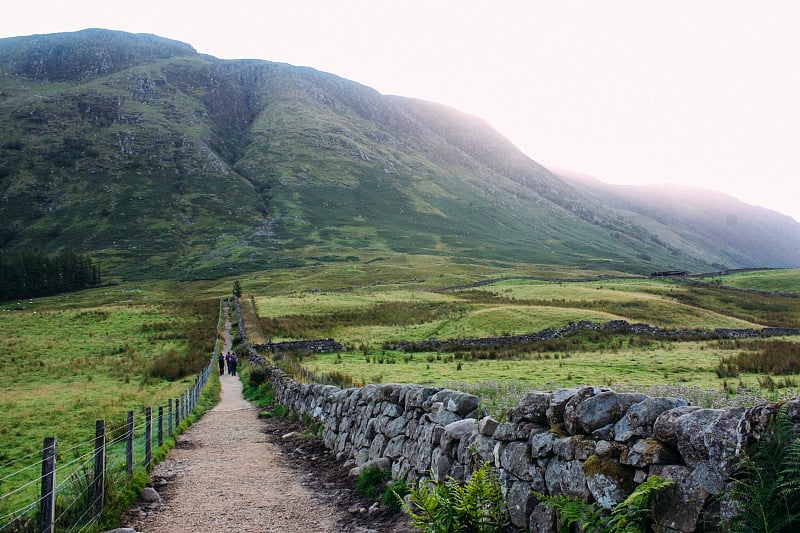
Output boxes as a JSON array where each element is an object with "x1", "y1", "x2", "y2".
[
  {"x1": 1, "y1": 29, "x2": 796, "y2": 280},
  {"x1": 556, "y1": 169, "x2": 800, "y2": 269}
]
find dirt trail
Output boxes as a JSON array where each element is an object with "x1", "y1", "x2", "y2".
[
  {"x1": 127, "y1": 373, "x2": 346, "y2": 532},
  {"x1": 124, "y1": 310, "x2": 350, "y2": 533}
]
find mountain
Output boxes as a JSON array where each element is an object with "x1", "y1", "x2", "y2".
[
  {"x1": 556, "y1": 170, "x2": 800, "y2": 269},
  {"x1": 0, "y1": 29, "x2": 796, "y2": 280}
]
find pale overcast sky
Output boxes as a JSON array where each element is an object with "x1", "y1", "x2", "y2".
[{"x1": 2, "y1": 1, "x2": 799, "y2": 222}]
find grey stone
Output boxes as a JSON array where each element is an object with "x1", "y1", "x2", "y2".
[
  {"x1": 620, "y1": 438, "x2": 677, "y2": 468},
  {"x1": 553, "y1": 436, "x2": 577, "y2": 460},
  {"x1": 529, "y1": 502, "x2": 558, "y2": 533},
  {"x1": 501, "y1": 441, "x2": 534, "y2": 481},
  {"x1": 384, "y1": 435, "x2": 405, "y2": 459},
  {"x1": 430, "y1": 447, "x2": 452, "y2": 482},
  {"x1": 652, "y1": 405, "x2": 704, "y2": 445},
  {"x1": 383, "y1": 416, "x2": 407, "y2": 438},
  {"x1": 583, "y1": 455, "x2": 635, "y2": 509},
  {"x1": 379, "y1": 383, "x2": 402, "y2": 403},
  {"x1": 575, "y1": 438, "x2": 596, "y2": 460},
  {"x1": 546, "y1": 387, "x2": 583, "y2": 426},
  {"x1": 613, "y1": 396, "x2": 689, "y2": 442},
  {"x1": 360, "y1": 457, "x2": 391, "y2": 474},
  {"x1": 650, "y1": 464, "x2": 710, "y2": 533},
  {"x1": 470, "y1": 434, "x2": 496, "y2": 464},
  {"x1": 574, "y1": 391, "x2": 648, "y2": 434},
  {"x1": 381, "y1": 402, "x2": 403, "y2": 418},
  {"x1": 545, "y1": 458, "x2": 589, "y2": 499},
  {"x1": 368, "y1": 434, "x2": 387, "y2": 460},
  {"x1": 478, "y1": 416, "x2": 499, "y2": 436},
  {"x1": 444, "y1": 391, "x2": 480, "y2": 416},
  {"x1": 140, "y1": 487, "x2": 160, "y2": 503},
  {"x1": 507, "y1": 481, "x2": 537, "y2": 529},
  {"x1": 530, "y1": 431, "x2": 557, "y2": 458},
  {"x1": 403, "y1": 385, "x2": 439, "y2": 410},
  {"x1": 671, "y1": 409, "x2": 725, "y2": 467},
  {"x1": 562, "y1": 386, "x2": 606, "y2": 434},
  {"x1": 494, "y1": 422, "x2": 546, "y2": 441},
  {"x1": 433, "y1": 409, "x2": 462, "y2": 427},
  {"x1": 444, "y1": 418, "x2": 477, "y2": 440},
  {"x1": 509, "y1": 392, "x2": 552, "y2": 423},
  {"x1": 705, "y1": 407, "x2": 746, "y2": 479}
]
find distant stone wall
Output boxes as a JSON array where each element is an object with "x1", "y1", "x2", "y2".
[
  {"x1": 232, "y1": 297, "x2": 800, "y2": 532},
  {"x1": 253, "y1": 338, "x2": 345, "y2": 354}
]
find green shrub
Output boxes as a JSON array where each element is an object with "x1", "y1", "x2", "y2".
[
  {"x1": 247, "y1": 365, "x2": 270, "y2": 388},
  {"x1": 356, "y1": 465, "x2": 391, "y2": 500},
  {"x1": 533, "y1": 475, "x2": 673, "y2": 533},
  {"x1": 383, "y1": 477, "x2": 409, "y2": 515},
  {"x1": 404, "y1": 462, "x2": 510, "y2": 533},
  {"x1": 726, "y1": 406, "x2": 800, "y2": 532}
]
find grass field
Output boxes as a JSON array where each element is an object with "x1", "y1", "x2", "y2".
[
  {"x1": 697, "y1": 269, "x2": 800, "y2": 293},
  {"x1": 0, "y1": 282, "x2": 221, "y2": 519},
  {"x1": 242, "y1": 261, "x2": 800, "y2": 409},
  {"x1": 2, "y1": 259, "x2": 798, "y2": 521}
]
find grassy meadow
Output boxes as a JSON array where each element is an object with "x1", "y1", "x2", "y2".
[
  {"x1": 241, "y1": 259, "x2": 800, "y2": 409},
  {"x1": 2, "y1": 256, "x2": 799, "y2": 520},
  {"x1": 0, "y1": 282, "x2": 221, "y2": 518},
  {"x1": 698, "y1": 268, "x2": 800, "y2": 293}
]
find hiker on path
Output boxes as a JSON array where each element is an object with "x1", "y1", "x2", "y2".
[
  {"x1": 229, "y1": 352, "x2": 238, "y2": 376},
  {"x1": 218, "y1": 353, "x2": 225, "y2": 375}
]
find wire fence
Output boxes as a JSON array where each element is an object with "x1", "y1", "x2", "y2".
[{"x1": 0, "y1": 297, "x2": 228, "y2": 533}]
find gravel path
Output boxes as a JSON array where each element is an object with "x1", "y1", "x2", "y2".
[
  {"x1": 125, "y1": 311, "x2": 343, "y2": 533},
  {"x1": 126, "y1": 373, "x2": 345, "y2": 533},
  {"x1": 124, "y1": 305, "x2": 414, "y2": 533}
]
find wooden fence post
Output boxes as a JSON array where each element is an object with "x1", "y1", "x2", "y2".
[
  {"x1": 157, "y1": 405, "x2": 164, "y2": 448},
  {"x1": 125, "y1": 410, "x2": 134, "y2": 480},
  {"x1": 40, "y1": 436, "x2": 56, "y2": 533},
  {"x1": 174, "y1": 397, "x2": 180, "y2": 428},
  {"x1": 144, "y1": 407, "x2": 152, "y2": 470},
  {"x1": 93, "y1": 420, "x2": 105, "y2": 518},
  {"x1": 167, "y1": 399, "x2": 173, "y2": 437}
]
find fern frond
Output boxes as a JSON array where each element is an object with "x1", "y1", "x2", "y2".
[
  {"x1": 604, "y1": 475, "x2": 674, "y2": 533},
  {"x1": 533, "y1": 491, "x2": 608, "y2": 533},
  {"x1": 727, "y1": 405, "x2": 800, "y2": 532}
]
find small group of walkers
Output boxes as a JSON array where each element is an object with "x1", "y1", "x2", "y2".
[{"x1": 217, "y1": 351, "x2": 238, "y2": 376}]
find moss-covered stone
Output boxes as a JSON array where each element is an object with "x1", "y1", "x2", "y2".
[{"x1": 583, "y1": 454, "x2": 636, "y2": 509}]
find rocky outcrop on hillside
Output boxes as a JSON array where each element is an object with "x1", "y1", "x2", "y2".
[{"x1": 0, "y1": 29, "x2": 195, "y2": 81}]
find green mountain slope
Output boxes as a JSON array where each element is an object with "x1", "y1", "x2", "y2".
[{"x1": 0, "y1": 29, "x2": 791, "y2": 280}]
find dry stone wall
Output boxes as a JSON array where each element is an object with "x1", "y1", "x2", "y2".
[{"x1": 233, "y1": 298, "x2": 800, "y2": 532}]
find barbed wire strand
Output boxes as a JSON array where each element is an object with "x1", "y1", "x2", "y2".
[
  {"x1": 0, "y1": 474, "x2": 42, "y2": 502},
  {"x1": 0, "y1": 457, "x2": 46, "y2": 484},
  {"x1": 71, "y1": 513, "x2": 100, "y2": 533},
  {"x1": 54, "y1": 479, "x2": 95, "y2": 526},
  {"x1": 55, "y1": 456, "x2": 94, "y2": 492},
  {"x1": 0, "y1": 498, "x2": 40, "y2": 531},
  {"x1": 0, "y1": 447, "x2": 45, "y2": 471}
]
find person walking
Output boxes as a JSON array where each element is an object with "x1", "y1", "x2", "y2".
[
  {"x1": 229, "y1": 352, "x2": 238, "y2": 376},
  {"x1": 218, "y1": 352, "x2": 225, "y2": 375}
]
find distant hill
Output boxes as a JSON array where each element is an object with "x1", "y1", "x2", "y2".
[
  {"x1": 555, "y1": 169, "x2": 800, "y2": 269},
  {"x1": 0, "y1": 29, "x2": 796, "y2": 280}
]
